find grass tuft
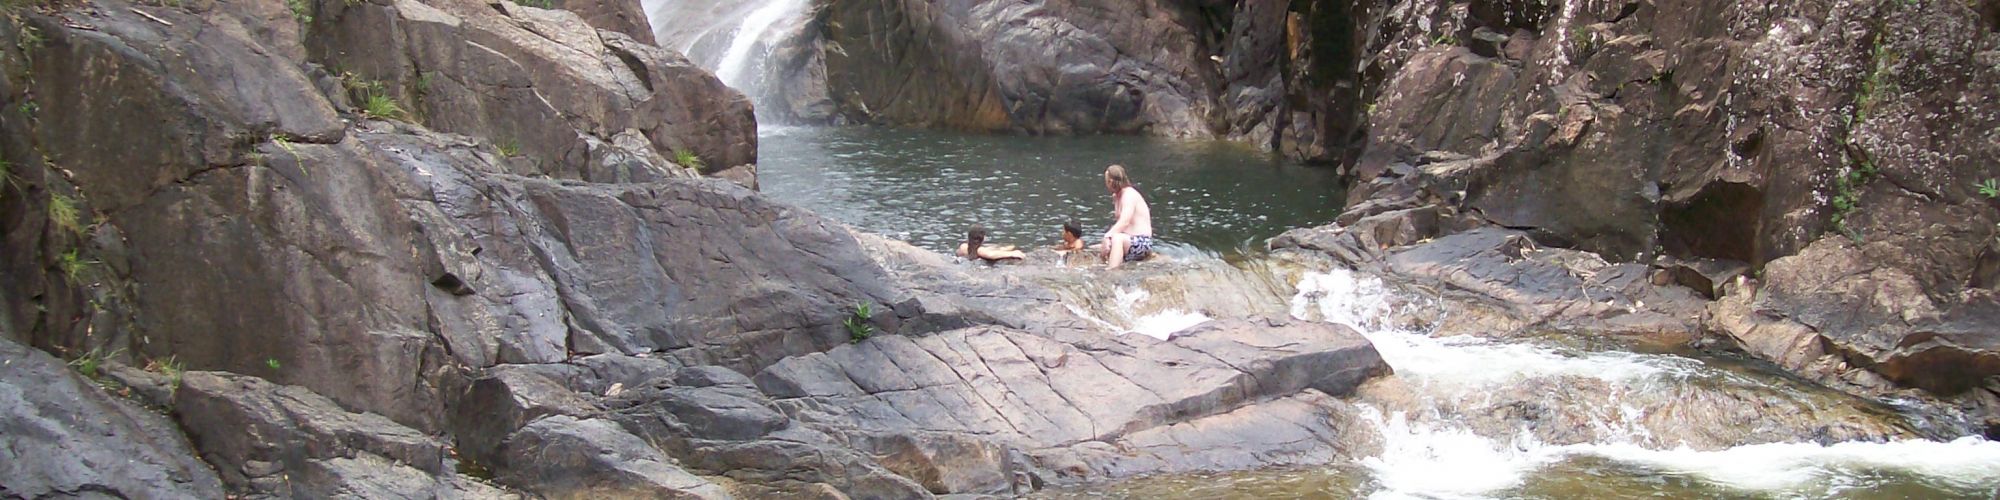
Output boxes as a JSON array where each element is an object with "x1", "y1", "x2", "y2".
[
  {"x1": 672, "y1": 149, "x2": 706, "y2": 173},
  {"x1": 1977, "y1": 178, "x2": 1998, "y2": 199},
  {"x1": 496, "y1": 140, "x2": 521, "y2": 158},
  {"x1": 48, "y1": 192, "x2": 81, "y2": 235},
  {"x1": 144, "y1": 355, "x2": 186, "y2": 392}
]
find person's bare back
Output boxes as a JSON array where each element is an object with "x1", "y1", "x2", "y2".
[
  {"x1": 1100, "y1": 164, "x2": 1154, "y2": 269},
  {"x1": 1115, "y1": 187, "x2": 1152, "y2": 237}
]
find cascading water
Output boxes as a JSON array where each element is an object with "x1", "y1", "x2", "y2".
[
  {"x1": 642, "y1": 0, "x2": 807, "y2": 119},
  {"x1": 1034, "y1": 261, "x2": 2000, "y2": 497},
  {"x1": 1286, "y1": 268, "x2": 2000, "y2": 498}
]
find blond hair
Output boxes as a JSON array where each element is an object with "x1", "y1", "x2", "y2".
[{"x1": 1104, "y1": 164, "x2": 1132, "y2": 192}]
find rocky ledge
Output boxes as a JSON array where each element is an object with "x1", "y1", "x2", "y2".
[{"x1": 0, "y1": 0, "x2": 1394, "y2": 497}]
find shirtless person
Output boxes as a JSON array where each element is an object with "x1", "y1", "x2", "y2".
[
  {"x1": 956, "y1": 225, "x2": 1025, "y2": 263},
  {"x1": 1099, "y1": 164, "x2": 1153, "y2": 270},
  {"x1": 1056, "y1": 220, "x2": 1087, "y2": 252}
]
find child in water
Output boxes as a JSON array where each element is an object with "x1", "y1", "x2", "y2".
[
  {"x1": 1057, "y1": 220, "x2": 1087, "y2": 252},
  {"x1": 956, "y1": 225, "x2": 1025, "y2": 263},
  {"x1": 1100, "y1": 164, "x2": 1153, "y2": 269}
]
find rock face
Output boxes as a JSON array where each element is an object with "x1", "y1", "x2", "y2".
[
  {"x1": 1271, "y1": 0, "x2": 2000, "y2": 434},
  {"x1": 0, "y1": 0, "x2": 1396, "y2": 496},
  {"x1": 704, "y1": 0, "x2": 1364, "y2": 163},
  {"x1": 0, "y1": 337, "x2": 225, "y2": 498}
]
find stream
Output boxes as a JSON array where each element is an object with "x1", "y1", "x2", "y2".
[{"x1": 645, "y1": 1, "x2": 2000, "y2": 496}]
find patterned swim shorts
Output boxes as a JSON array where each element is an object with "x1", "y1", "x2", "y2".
[{"x1": 1125, "y1": 235, "x2": 1153, "y2": 261}]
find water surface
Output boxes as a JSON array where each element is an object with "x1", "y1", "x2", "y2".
[{"x1": 758, "y1": 126, "x2": 1345, "y2": 256}]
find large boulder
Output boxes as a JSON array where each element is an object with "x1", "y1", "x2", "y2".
[
  {"x1": 0, "y1": 337, "x2": 225, "y2": 498},
  {"x1": 310, "y1": 0, "x2": 755, "y2": 175}
]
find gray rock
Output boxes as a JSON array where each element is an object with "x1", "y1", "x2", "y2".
[
  {"x1": 497, "y1": 416, "x2": 729, "y2": 499},
  {"x1": 170, "y1": 371, "x2": 485, "y2": 496},
  {"x1": 0, "y1": 337, "x2": 225, "y2": 499}
]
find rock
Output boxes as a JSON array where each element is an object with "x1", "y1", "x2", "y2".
[
  {"x1": 0, "y1": 337, "x2": 225, "y2": 499},
  {"x1": 497, "y1": 416, "x2": 729, "y2": 499},
  {"x1": 548, "y1": 0, "x2": 655, "y2": 44},
  {"x1": 448, "y1": 364, "x2": 598, "y2": 465},
  {"x1": 170, "y1": 371, "x2": 504, "y2": 497},
  {"x1": 1722, "y1": 239, "x2": 2000, "y2": 397},
  {"x1": 750, "y1": 318, "x2": 1388, "y2": 486},
  {"x1": 311, "y1": 0, "x2": 756, "y2": 177}
]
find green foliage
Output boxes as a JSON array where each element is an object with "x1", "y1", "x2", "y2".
[
  {"x1": 1978, "y1": 178, "x2": 1998, "y2": 199},
  {"x1": 673, "y1": 149, "x2": 706, "y2": 172},
  {"x1": 415, "y1": 71, "x2": 434, "y2": 96},
  {"x1": 1853, "y1": 43, "x2": 1899, "y2": 126},
  {"x1": 57, "y1": 249, "x2": 94, "y2": 283},
  {"x1": 18, "y1": 100, "x2": 36, "y2": 118},
  {"x1": 1828, "y1": 158, "x2": 1878, "y2": 242},
  {"x1": 0, "y1": 159, "x2": 14, "y2": 192},
  {"x1": 511, "y1": 0, "x2": 554, "y2": 8},
  {"x1": 363, "y1": 93, "x2": 407, "y2": 120},
  {"x1": 1568, "y1": 26, "x2": 1598, "y2": 57},
  {"x1": 266, "y1": 358, "x2": 282, "y2": 370},
  {"x1": 66, "y1": 348, "x2": 121, "y2": 380},
  {"x1": 144, "y1": 355, "x2": 185, "y2": 392},
  {"x1": 843, "y1": 302, "x2": 876, "y2": 344},
  {"x1": 18, "y1": 23, "x2": 42, "y2": 51},
  {"x1": 48, "y1": 191, "x2": 81, "y2": 235},
  {"x1": 496, "y1": 139, "x2": 522, "y2": 158},
  {"x1": 286, "y1": 0, "x2": 312, "y2": 25},
  {"x1": 1431, "y1": 31, "x2": 1456, "y2": 46}
]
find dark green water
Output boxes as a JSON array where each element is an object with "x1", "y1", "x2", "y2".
[{"x1": 756, "y1": 126, "x2": 1345, "y2": 256}]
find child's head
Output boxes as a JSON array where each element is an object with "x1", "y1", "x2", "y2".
[{"x1": 1060, "y1": 220, "x2": 1083, "y2": 246}]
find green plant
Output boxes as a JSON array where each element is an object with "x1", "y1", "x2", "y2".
[
  {"x1": 415, "y1": 71, "x2": 434, "y2": 96},
  {"x1": 48, "y1": 192, "x2": 81, "y2": 235},
  {"x1": 144, "y1": 355, "x2": 185, "y2": 392},
  {"x1": 266, "y1": 358, "x2": 281, "y2": 370},
  {"x1": 1568, "y1": 25, "x2": 1597, "y2": 56},
  {"x1": 511, "y1": 0, "x2": 553, "y2": 8},
  {"x1": 67, "y1": 348, "x2": 121, "y2": 380},
  {"x1": 57, "y1": 249, "x2": 94, "y2": 283},
  {"x1": 496, "y1": 140, "x2": 522, "y2": 158},
  {"x1": 18, "y1": 23, "x2": 43, "y2": 50},
  {"x1": 1978, "y1": 178, "x2": 1998, "y2": 199},
  {"x1": 1853, "y1": 43, "x2": 1898, "y2": 126},
  {"x1": 286, "y1": 0, "x2": 312, "y2": 25},
  {"x1": 363, "y1": 92, "x2": 407, "y2": 120},
  {"x1": 18, "y1": 100, "x2": 36, "y2": 117},
  {"x1": 843, "y1": 302, "x2": 876, "y2": 344},
  {"x1": 672, "y1": 149, "x2": 705, "y2": 172}
]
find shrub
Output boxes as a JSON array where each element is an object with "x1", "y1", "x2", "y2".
[
  {"x1": 673, "y1": 149, "x2": 706, "y2": 173},
  {"x1": 496, "y1": 140, "x2": 522, "y2": 158},
  {"x1": 57, "y1": 249, "x2": 93, "y2": 283},
  {"x1": 1978, "y1": 178, "x2": 1998, "y2": 199},
  {"x1": 843, "y1": 302, "x2": 876, "y2": 344},
  {"x1": 286, "y1": 0, "x2": 311, "y2": 25}
]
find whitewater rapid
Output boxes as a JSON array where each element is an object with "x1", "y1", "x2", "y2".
[{"x1": 1289, "y1": 268, "x2": 2000, "y2": 499}]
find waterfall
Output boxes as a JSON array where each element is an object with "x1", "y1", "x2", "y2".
[{"x1": 642, "y1": 0, "x2": 807, "y2": 119}]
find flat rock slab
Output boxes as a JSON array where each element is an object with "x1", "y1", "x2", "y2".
[{"x1": 754, "y1": 317, "x2": 1387, "y2": 459}]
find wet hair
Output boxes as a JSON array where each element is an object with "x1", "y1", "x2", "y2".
[
  {"x1": 966, "y1": 225, "x2": 987, "y2": 259},
  {"x1": 1104, "y1": 164, "x2": 1133, "y2": 192},
  {"x1": 1061, "y1": 220, "x2": 1084, "y2": 239}
]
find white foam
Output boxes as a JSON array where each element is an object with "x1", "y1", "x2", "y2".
[
  {"x1": 1291, "y1": 269, "x2": 2000, "y2": 497},
  {"x1": 1568, "y1": 437, "x2": 2000, "y2": 492},
  {"x1": 713, "y1": 0, "x2": 806, "y2": 89},
  {"x1": 1289, "y1": 270, "x2": 1703, "y2": 393}
]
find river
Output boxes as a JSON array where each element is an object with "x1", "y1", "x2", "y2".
[{"x1": 758, "y1": 127, "x2": 2000, "y2": 499}]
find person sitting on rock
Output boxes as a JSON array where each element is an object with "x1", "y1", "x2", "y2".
[
  {"x1": 956, "y1": 225, "x2": 1025, "y2": 263},
  {"x1": 1100, "y1": 164, "x2": 1154, "y2": 269},
  {"x1": 1057, "y1": 220, "x2": 1087, "y2": 252}
]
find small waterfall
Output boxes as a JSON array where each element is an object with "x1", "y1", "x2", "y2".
[
  {"x1": 642, "y1": 0, "x2": 808, "y2": 118},
  {"x1": 712, "y1": 0, "x2": 807, "y2": 89}
]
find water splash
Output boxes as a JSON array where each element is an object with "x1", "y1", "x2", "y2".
[{"x1": 1288, "y1": 269, "x2": 2000, "y2": 498}]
